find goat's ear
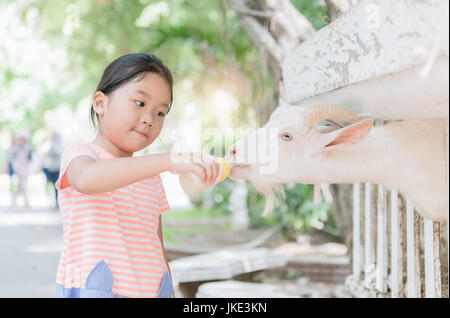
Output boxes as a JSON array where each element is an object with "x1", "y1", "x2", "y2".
[{"x1": 313, "y1": 119, "x2": 373, "y2": 152}]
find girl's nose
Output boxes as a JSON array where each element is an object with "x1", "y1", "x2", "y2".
[{"x1": 141, "y1": 114, "x2": 153, "y2": 126}]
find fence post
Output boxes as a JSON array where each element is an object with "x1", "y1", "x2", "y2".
[
  {"x1": 353, "y1": 183, "x2": 361, "y2": 277},
  {"x1": 390, "y1": 188, "x2": 402, "y2": 297},
  {"x1": 424, "y1": 220, "x2": 435, "y2": 297},
  {"x1": 433, "y1": 222, "x2": 442, "y2": 298},
  {"x1": 445, "y1": 117, "x2": 449, "y2": 297},
  {"x1": 406, "y1": 199, "x2": 421, "y2": 297},
  {"x1": 414, "y1": 212, "x2": 422, "y2": 297},
  {"x1": 364, "y1": 182, "x2": 373, "y2": 277},
  {"x1": 376, "y1": 184, "x2": 387, "y2": 293}
]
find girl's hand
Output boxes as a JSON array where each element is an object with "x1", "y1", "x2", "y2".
[{"x1": 169, "y1": 152, "x2": 220, "y2": 185}]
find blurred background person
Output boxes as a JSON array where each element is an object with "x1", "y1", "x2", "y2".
[
  {"x1": 39, "y1": 130, "x2": 63, "y2": 209},
  {"x1": 8, "y1": 130, "x2": 34, "y2": 210},
  {"x1": 4, "y1": 134, "x2": 17, "y2": 205}
]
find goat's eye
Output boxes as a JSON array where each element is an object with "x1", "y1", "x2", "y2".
[{"x1": 281, "y1": 132, "x2": 292, "y2": 141}]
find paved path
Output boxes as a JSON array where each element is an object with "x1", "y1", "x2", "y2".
[
  {"x1": 0, "y1": 172, "x2": 190, "y2": 298},
  {"x1": 0, "y1": 207, "x2": 62, "y2": 297}
]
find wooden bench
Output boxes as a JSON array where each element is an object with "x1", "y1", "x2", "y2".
[{"x1": 169, "y1": 246, "x2": 287, "y2": 297}]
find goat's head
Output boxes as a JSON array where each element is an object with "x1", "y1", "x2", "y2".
[{"x1": 224, "y1": 102, "x2": 373, "y2": 216}]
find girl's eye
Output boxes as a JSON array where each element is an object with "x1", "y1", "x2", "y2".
[
  {"x1": 135, "y1": 100, "x2": 145, "y2": 107},
  {"x1": 281, "y1": 132, "x2": 292, "y2": 141},
  {"x1": 157, "y1": 111, "x2": 166, "y2": 117}
]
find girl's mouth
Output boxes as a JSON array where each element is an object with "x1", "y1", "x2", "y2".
[{"x1": 133, "y1": 129, "x2": 149, "y2": 138}]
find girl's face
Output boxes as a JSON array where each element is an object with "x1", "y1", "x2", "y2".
[{"x1": 93, "y1": 72, "x2": 171, "y2": 156}]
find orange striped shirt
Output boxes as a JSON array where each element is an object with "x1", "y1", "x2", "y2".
[{"x1": 55, "y1": 142, "x2": 170, "y2": 298}]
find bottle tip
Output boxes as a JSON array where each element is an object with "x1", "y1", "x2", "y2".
[{"x1": 216, "y1": 157, "x2": 230, "y2": 182}]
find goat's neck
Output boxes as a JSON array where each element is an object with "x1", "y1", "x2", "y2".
[{"x1": 319, "y1": 124, "x2": 404, "y2": 187}]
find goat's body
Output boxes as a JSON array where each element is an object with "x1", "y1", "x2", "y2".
[
  {"x1": 286, "y1": 58, "x2": 449, "y2": 221},
  {"x1": 321, "y1": 118, "x2": 447, "y2": 221},
  {"x1": 381, "y1": 119, "x2": 447, "y2": 222}
]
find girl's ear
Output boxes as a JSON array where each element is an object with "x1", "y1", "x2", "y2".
[
  {"x1": 311, "y1": 119, "x2": 373, "y2": 153},
  {"x1": 92, "y1": 91, "x2": 108, "y2": 116}
]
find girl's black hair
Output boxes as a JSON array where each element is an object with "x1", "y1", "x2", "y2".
[{"x1": 90, "y1": 53, "x2": 174, "y2": 129}]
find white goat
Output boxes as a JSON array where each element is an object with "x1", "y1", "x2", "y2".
[{"x1": 225, "y1": 104, "x2": 447, "y2": 222}]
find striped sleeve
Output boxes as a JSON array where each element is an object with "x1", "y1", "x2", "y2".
[{"x1": 56, "y1": 143, "x2": 98, "y2": 191}]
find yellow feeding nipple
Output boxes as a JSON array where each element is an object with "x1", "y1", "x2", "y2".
[
  {"x1": 179, "y1": 157, "x2": 230, "y2": 195},
  {"x1": 215, "y1": 157, "x2": 230, "y2": 182}
]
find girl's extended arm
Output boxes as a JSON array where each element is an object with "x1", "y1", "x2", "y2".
[
  {"x1": 67, "y1": 153, "x2": 169, "y2": 194},
  {"x1": 66, "y1": 152, "x2": 218, "y2": 194}
]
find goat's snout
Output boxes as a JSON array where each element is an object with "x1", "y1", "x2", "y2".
[{"x1": 224, "y1": 146, "x2": 237, "y2": 164}]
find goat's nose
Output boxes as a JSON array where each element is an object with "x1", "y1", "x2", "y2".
[{"x1": 225, "y1": 146, "x2": 237, "y2": 163}]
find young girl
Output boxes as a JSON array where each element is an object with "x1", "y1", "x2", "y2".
[{"x1": 55, "y1": 53, "x2": 220, "y2": 298}]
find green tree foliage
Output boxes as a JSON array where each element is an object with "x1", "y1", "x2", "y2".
[
  {"x1": 3, "y1": 0, "x2": 329, "y2": 133},
  {"x1": 290, "y1": 0, "x2": 328, "y2": 30},
  {"x1": 8, "y1": 0, "x2": 278, "y2": 133}
]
